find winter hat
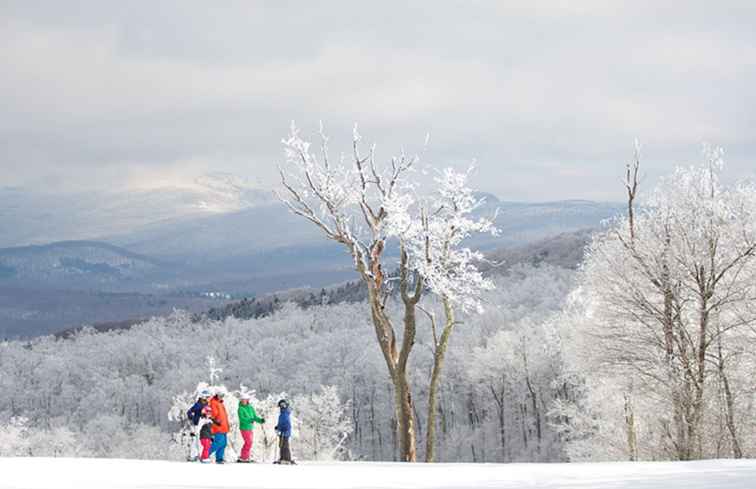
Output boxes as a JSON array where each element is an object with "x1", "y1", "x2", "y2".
[
  {"x1": 239, "y1": 393, "x2": 251, "y2": 401},
  {"x1": 278, "y1": 399, "x2": 289, "y2": 409},
  {"x1": 199, "y1": 389, "x2": 212, "y2": 399}
]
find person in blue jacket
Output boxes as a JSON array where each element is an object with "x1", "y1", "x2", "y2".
[
  {"x1": 274, "y1": 399, "x2": 295, "y2": 464},
  {"x1": 185, "y1": 389, "x2": 211, "y2": 461}
]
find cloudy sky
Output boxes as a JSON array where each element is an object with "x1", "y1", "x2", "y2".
[{"x1": 2, "y1": 1, "x2": 755, "y2": 201}]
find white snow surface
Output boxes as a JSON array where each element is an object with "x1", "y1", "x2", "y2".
[{"x1": 2, "y1": 458, "x2": 756, "y2": 489}]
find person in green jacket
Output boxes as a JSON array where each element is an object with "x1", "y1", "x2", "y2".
[{"x1": 237, "y1": 393, "x2": 265, "y2": 462}]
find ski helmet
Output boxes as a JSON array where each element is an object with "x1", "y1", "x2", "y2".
[{"x1": 199, "y1": 389, "x2": 212, "y2": 399}]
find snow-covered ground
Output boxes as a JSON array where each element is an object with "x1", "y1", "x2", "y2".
[{"x1": 2, "y1": 458, "x2": 756, "y2": 489}]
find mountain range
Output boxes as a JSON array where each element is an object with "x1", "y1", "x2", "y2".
[
  {"x1": 0, "y1": 172, "x2": 277, "y2": 248},
  {"x1": 0, "y1": 179, "x2": 623, "y2": 338}
]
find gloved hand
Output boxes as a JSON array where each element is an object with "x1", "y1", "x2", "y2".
[{"x1": 260, "y1": 418, "x2": 266, "y2": 424}]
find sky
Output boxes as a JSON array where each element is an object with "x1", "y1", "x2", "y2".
[{"x1": 1, "y1": 1, "x2": 755, "y2": 201}]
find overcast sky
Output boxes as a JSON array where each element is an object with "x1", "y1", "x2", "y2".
[{"x1": 2, "y1": 1, "x2": 755, "y2": 201}]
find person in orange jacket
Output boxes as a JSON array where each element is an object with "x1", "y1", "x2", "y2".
[{"x1": 207, "y1": 390, "x2": 230, "y2": 463}]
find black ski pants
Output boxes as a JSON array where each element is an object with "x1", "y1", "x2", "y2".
[{"x1": 279, "y1": 435, "x2": 292, "y2": 462}]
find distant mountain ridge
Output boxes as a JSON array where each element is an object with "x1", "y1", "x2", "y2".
[
  {"x1": 57, "y1": 228, "x2": 594, "y2": 337},
  {"x1": 0, "y1": 197, "x2": 621, "y2": 293},
  {"x1": 0, "y1": 174, "x2": 277, "y2": 248},
  {"x1": 0, "y1": 197, "x2": 620, "y2": 290},
  {"x1": 0, "y1": 193, "x2": 622, "y2": 338},
  {"x1": 110, "y1": 198, "x2": 622, "y2": 258},
  {"x1": 0, "y1": 241, "x2": 167, "y2": 290}
]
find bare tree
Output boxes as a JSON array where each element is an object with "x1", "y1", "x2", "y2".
[
  {"x1": 278, "y1": 126, "x2": 498, "y2": 462},
  {"x1": 579, "y1": 145, "x2": 756, "y2": 460},
  {"x1": 386, "y1": 167, "x2": 498, "y2": 462},
  {"x1": 277, "y1": 123, "x2": 423, "y2": 461}
]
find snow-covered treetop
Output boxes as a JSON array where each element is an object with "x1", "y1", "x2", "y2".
[
  {"x1": 385, "y1": 166, "x2": 499, "y2": 313},
  {"x1": 582, "y1": 144, "x2": 756, "y2": 354},
  {"x1": 278, "y1": 122, "x2": 418, "y2": 277},
  {"x1": 278, "y1": 123, "x2": 498, "y2": 314}
]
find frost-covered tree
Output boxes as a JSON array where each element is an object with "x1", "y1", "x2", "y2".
[
  {"x1": 0, "y1": 417, "x2": 31, "y2": 456},
  {"x1": 278, "y1": 124, "x2": 498, "y2": 462},
  {"x1": 294, "y1": 385, "x2": 353, "y2": 461},
  {"x1": 0, "y1": 417, "x2": 80, "y2": 458},
  {"x1": 570, "y1": 145, "x2": 756, "y2": 460},
  {"x1": 278, "y1": 122, "x2": 424, "y2": 461},
  {"x1": 385, "y1": 166, "x2": 498, "y2": 461}
]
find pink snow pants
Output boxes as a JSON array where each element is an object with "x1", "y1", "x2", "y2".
[
  {"x1": 240, "y1": 430, "x2": 253, "y2": 461},
  {"x1": 200, "y1": 438, "x2": 212, "y2": 460}
]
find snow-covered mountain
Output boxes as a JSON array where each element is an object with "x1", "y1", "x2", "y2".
[
  {"x1": 192, "y1": 172, "x2": 274, "y2": 212},
  {"x1": 108, "y1": 198, "x2": 622, "y2": 259},
  {"x1": 0, "y1": 173, "x2": 276, "y2": 248},
  {"x1": 0, "y1": 241, "x2": 163, "y2": 287},
  {"x1": 1, "y1": 178, "x2": 619, "y2": 254}
]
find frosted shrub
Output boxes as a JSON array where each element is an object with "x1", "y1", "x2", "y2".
[
  {"x1": 0, "y1": 417, "x2": 79, "y2": 457},
  {"x1": 0, "y1": 417, "x2": 31, "y2": 456},
  {"x1": 82, "y1": 415, "x2": 130, "y2": 457},
  {"x1": 294, "y1": 385, "x2": 353, "y2": 461}
]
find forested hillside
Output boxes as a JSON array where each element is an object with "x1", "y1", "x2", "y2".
[
  {"x1": 202, "y1": 229, "x2": 591, "y2": 324},
  {"x1": 0, "y1": 264, "x2": 575, "y2": 462}
]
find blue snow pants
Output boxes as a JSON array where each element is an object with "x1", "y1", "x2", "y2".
[{"x1": 209, "y1": 433, "x2": 227, "y2": 462}]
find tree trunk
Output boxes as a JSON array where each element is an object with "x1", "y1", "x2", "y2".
[
  {"x1": 393, "y1": 368, "x2": 416, "y2": 461},
  {"x1": 395, "y1": 249, "x2": 421, "y2": 462},
  {"x1": 623, "y1": 393, "x2": 638, "y2": 461},
  {"x1": 661, "y1": 257, "x2": 689, "y2": 461},
  {"x1": 525, "y1": 374, "x2": 541, "y2": 453},
  {"x1": 425, "y1": 299, "x2": 455, "y2": 462},
  {"x1": 521, "y1": 345, "x2": 541, "y2": 454},
  {"x1": 720, "y1": 370, "x2": 742, "y2": 458},
  {"x1": 364, "y1": 247, "x2": 420, "y2": 462},
  {"x1": 687, "y1": 290, "x2": 710, "y2": 460},
  {"x1": 490, "y1": 385, "x2": 507, "y2": 462},
  {"x1": 520, "y1": 403, "x2": 528, "y2": 448},
  {"x1": 716, "y1": 323, "x2": 743, "y2": 459}
]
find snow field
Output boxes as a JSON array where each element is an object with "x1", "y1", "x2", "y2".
[{"x1": 2, "y1": 458, "x2": 756, "y2": 489}]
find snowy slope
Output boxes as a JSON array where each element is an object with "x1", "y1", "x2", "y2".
[{"x1": 2, "y1": 458, "x2": 755, "y2": 489}]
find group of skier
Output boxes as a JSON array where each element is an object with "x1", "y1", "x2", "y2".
[{"x1": 185, "y1": 389, "x2": 294, "y2": 464}]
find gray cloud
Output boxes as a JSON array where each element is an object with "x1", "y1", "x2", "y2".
[{"x1": 1, "y1": 1, "x2": 755, "y2": 200}]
